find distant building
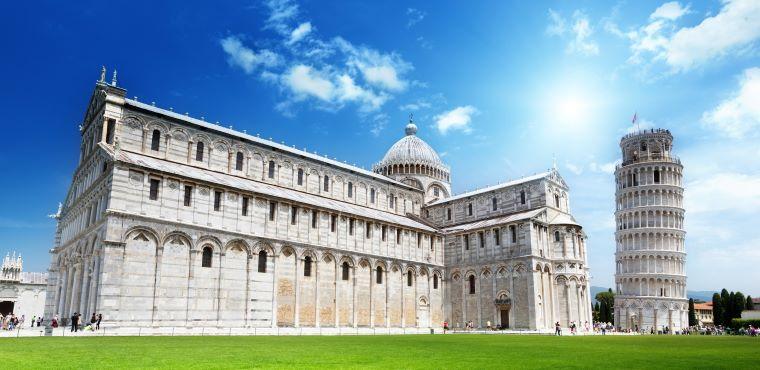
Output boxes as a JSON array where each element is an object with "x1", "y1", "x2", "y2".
[
  {"x1": 693, "y1": 302, "x2": 712, "y2": 326},
  {"x1": 0, "y1": 252, "x2": 47, "y2": 317}
]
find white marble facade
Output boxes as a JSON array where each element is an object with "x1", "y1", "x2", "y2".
[
  {"x1": 1, "y1": 252, "x2": 47, "y2": 318},
  {"x1": 44, "y1": 76, "x2": 591, "y2": 331},
  {"x1": 613, "y1": 129, "x2": 688, "y2": 332}
]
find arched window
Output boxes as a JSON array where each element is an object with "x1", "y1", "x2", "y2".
[
  {"x1": 376, "y1": 266, "x2": 383, "y2": 284},
  {"x1": 341, "y1": 262, "x2": 349, "y2": 280},
  {"x1": 258, "y1": 250, "x2": 268, "y2": 273},
  {"x1": 235, "y1": 152, "x2": 244, "y2": 171},
  {"x1": 324, "y1": 176, "x2": 330, "y2": 192},
  {"x1": 347, "y1": 182, "x2": 353, "y2": 198},
  {"x1": 370, "y1": 188, "x2": 375, "y2": 203},
  {"x1": 297, "y1": 168, "x2": 304, "y2": 185},
  {"x1": 201, "y1": 246, "x2": 213, "y2": 268},
  {"x1": 555, "y1": 194, "x2": 560, "y2": 208},
  {"x1": 150, "y1": 129, "x2": 161, "y2": 151},
  {"x1": 554, "y1": 231, "x2": 561, "y2": 242},
  {"x1": 303, "y1": 256, "x2": 312, "y2": 277},
  {"x1": 268, "y1": 161, "x2": 275, "y2": 179},
  {"x1": 434, "y1": 187, "x2": 439, "y2": 197},
  {"x1": 407, "y1": 271, "x2": 413, "y2": 287},
  {"x1": 468, "y1": 275, "x2": 475, "y2": 294},
  {"x1": 520, "y1": 190, "x2": 526, "y2": 205},
  {"x1": 433, "y1": 274, "x2": 439, "y2": 289},
  {"x1": 196, "y1": 142, "x2": 204, "y2": 161}
]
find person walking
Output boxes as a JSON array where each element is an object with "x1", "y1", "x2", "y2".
[
  {"x1": 96, "y1": 314, "x2": 102, "y2": 330},
  {"x1": 555, "y1": 322, "x2": 561, "y2": 336},
  {"x1": 31, "y1": 315, "x2": 36, "y2": 327}
]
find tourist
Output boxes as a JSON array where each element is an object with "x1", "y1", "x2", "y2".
[
  {"x1": 96, "y1": 314, "x2": 102, "y2": 330},
  {"x1": 486, "y1": 320, "x2": 491, "y2": 330},
  {"x1": 31, "y1": 315, "x2": 36, "y2": 327},
  {"x1": 51, "y1": 316, "x2": 58, "y2": 328},
  {"x1": 90, "y1": 313, "x2": 97, "y2": 328},
  {"x1": 71, "y1": 312, "x2": 79, "y2": 332},
  {"x1": 555, "y1": 321, "x2": 561, "y2": 336},
  {"x1": 36, "y1": 316, "x2": 42, "y2": 327}
]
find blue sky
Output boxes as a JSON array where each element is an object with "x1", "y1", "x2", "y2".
[{"x1": 1, "y1": 0, "x2": 758, "y2": 295}]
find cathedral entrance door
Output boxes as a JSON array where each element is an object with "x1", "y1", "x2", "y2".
[
  {"x1": 0, "y1": 301, "x2": 13, "y2": 316},
  {"x1": 500, "y1": 309, "x2": 510, "y2": 329}
]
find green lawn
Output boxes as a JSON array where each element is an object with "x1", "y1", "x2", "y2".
[{"x1": 4, "y1": 335, "x2": 758, "y2": 369}]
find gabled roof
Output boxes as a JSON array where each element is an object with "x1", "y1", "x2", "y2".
[
  {"x1": 440, "y1": 208, "x2": 545, "y2": 234},
  {"x1": 548, "y1": 212, "x2": 581, "y2": 227},
  {"x1": 428, "y1": 172, "x2": 550, "y2": 206},
  {"x1": 124, "y1": 99, "x2": 419, "y2": 192},
  {"x1": 109, "y1": 146, "x2": 437, "y2": 233}
]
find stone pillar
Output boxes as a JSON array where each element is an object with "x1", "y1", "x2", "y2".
[
  {"x1": 369, "y1": 265, "x2": 375, "y2": 327},
  {"x1": 384, "y1": 268, "x2": 389, "y2": 328},
  {"x1": 271, "y1": 253, "x2": 278, "y2": 328},
  {"x1": 352, "y1": 265, "x2": 357, "y2": 328},
  {"x1": 401, "y1": 269, "x2": 405, "y2": 328},
  {"x1": 294, "y1": 256, "x2": 300, "y2": 328},
  {"x1": 57, "y1": 267, "x2": 69, "y2": 316},
  {"x1": 476, "y1": 273, "x2": 481, "y2": 327},
  {"x1": 314, "y1": 258, "x2": 320, "y2": 328}
]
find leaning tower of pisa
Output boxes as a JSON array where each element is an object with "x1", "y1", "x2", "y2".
[{"x1": 613, "y1": 128, "x2": 687, "y2": 333}]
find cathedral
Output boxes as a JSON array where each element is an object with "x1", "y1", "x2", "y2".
[{"x1": 45, "y1": 73, "x2": 591, "y2": 334}]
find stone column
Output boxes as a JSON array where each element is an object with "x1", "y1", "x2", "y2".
[
  {"x1": 369, "y1": 265, "x2": 375, "y2": 327},
  {"x1": 384, "y1": 268, "x2": 389, "y2": 328},
  {"x1": 401, "y1": 269, "x2": 405, "y2": 328},
  {"x1": 352, "y1": 265, "x2": 357, "y2": 328},
  {"x1": 294, "y1": 256, "x2": 300, "y2": 328},
  {"x1": 151, "y1": 247, "x2": 164, "y2": 325},
  {"x1": 314, "y1": 258, "x2": 320, "y2": 328},
  {"x1": 271, "y1": 253, "x2": 278, "y2": 328},
  {"x1": 334, "y1": 261, "x2": 339, "y2": 327},
  {"x1": 57, "y1": 267, "x2": 69, "y2": 315},
  {"x1": 476, "y1": 273, "x2": 481, "y2": 327}
]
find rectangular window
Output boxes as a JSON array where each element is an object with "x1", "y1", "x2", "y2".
[
  {"x1": 323, "y1": 176, "x2": 330, "y2": 192},
  {"x1": 241, "y1": 197, "x2": 249, "y2": 216},
  {"x1": 396, "y1": 229, "x2": 402, "y2": 244},
  {"x1": 312, "y1": 210, "x2": 318, "y2": 229},
  {"x1": 492, "y1": 197, "x2": 497, "y2": 211},
  {"x1": 183, "y1": 185, "x2": 192, "y2": 207},
  {"x1": 382, "y1": 225, "x2": 387, "y2": 241},
  {"x1": 479, "y1": 232, "x2": 485, "y2": 248},
  {"x1": 348, "y1": 182, "x2": 353, "y2": 198},
  {"x1": 366, "y1": 222, "x2": 372, "y2": 239},
  {"x1": 149, "y1": 179, "x2": 160, "y2": 201},
  {"x1": 297, "y1": 169, "x2": 304, "y2": 185},
  {"x1": 468, "y1": 203, "x2": 473, "y2": 216},
  {"x1": 269, "y1": 201, "x2": 276, "y2": 221},
  {"x1": 105, "y1": 118, "x2": 115, "y2": 144},
  {"x1": 370, "y1": 188, "x2": 375, "y2": 203},
  {"x1": 349, "y1": 218, "x2": 355, "y2": 235},
  {"x1": 214, "y1": 191, "x2": 222, "y2": 211},
  {"x1": 654, "y1": 169, "x2": 661, "y2": 183},
  {"x1": 494, "y1": 229, "x2": 500, "y2": 246},
  {"x1": 430, "y1": 235, "x2": 434, "y2": 251},
  {"x1": 417, "y1": 233, "x2": 422, "y2": 248},
  {"x1": 510, "y1": 225, "x2": 517, "y2": 243},
  {"x1": 447, "y1": 208, "x2": 452, "y2": 220},
  {"x1": 389, "y1": 196, "x2": 394, "y2": 209},
  {"x1": 291, "y1": 206, "x2": 298, "y2": 225},
  {"x1": 464, "y1": 234, "x2": 469, "y2": 250},
  {"x1": 331, "y1": 214, "x2": 337, "y2": 232}
]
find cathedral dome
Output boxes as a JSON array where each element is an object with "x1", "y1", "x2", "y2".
[
  {"x1": 373, "y1": 119, "x2": 450, "y2": 187},
  {"x1": 378, "y1": 123, "x2": 445, "y2": 168}
]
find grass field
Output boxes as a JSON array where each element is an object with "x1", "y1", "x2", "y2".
[{"x1": 4, "y1": 334, "x2": 758, "y2": 369}]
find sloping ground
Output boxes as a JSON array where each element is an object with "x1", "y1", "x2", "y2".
[{"x1": 2, "y1": 335, "x2": 757, "y2": 369}]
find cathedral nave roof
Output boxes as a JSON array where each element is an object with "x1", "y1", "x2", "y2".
[{"x1": 440, "y1": 207, "x2": 546, "y2": 234}]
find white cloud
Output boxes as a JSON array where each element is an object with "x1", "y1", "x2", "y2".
[
  {"x1": 650, "y1": 1, "x2": 690, "y2": 20},
  {"x1": 685, "y1": 172, "x2": 760, "y2": 214},
  {"x1": 565, "y1": 162, "x2": 583, "y2": 175},
  {"x1": 589, "y1": 160, "x2": 618, "y2": 174},
  {"x1": 399, "y1": 100, "x2": 431, "y2": 111},
  {"x1": 370, "y1": 113, "x2": 389, "y2": 136},
  {"x1": 434, "y1": 106, "x2": 478, "y2": 134},
  {"x1": 546, "y1": 9, "x2": 566, "y2": 36},
  {"x1": 288, "y1": 22, "x2": 312, "y2": 45},
  {"x1": 220, "y1": 36, "x2": 280, "y2": 74},
  {"x1": 622, "y1": 0, "x2": 760, "y2": 73},
  {"x1": 407, "y1": 8, "x2": 426, "y2": 28},
  {"x1": 702, "y1": 68, "x2": 760, "y2": 138},
  {"x1": 336, "y1": 38, "x2": 412, "y2": 92},
  {"x1": 283, "y1": 64, "x2": 334, "y2": 101},
  {"x1": 546, "y1": 9, "x2": 599, "y2": 56},
  {"x1": 265, "y1": 0, "x2": 299, "y2": 34},
  {"x1": 568, "y1": 11, "x2": 600, "y2": 55}
]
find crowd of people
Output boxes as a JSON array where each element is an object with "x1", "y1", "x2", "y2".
[{"x1": 0, "y1": 312, "x2": 103, "y2": 333}]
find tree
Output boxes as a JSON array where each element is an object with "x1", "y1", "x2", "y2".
[
  {"x1": 688, "y1": 298, "x2": 697, "y2": 327},
  {"x1": 747, "y1": 296, "x2": 754, "y2": 311},
  {"x1": 721, "y1": 289, "x2": 731, "y2": 326},
  {"x1": 733, "y1": 292, "x2": 745, "y2": 321},
  {"x1": 595, "y1": 289, "x2": 615, "y2": 323},
  {"x1": 712, "y1": 293, "x2": 724, "y2": 326}
]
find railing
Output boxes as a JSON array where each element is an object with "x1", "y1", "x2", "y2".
[
  {"x1": 620, "y1": 128, "x2": 671, "y2": 141},
  {"x1": 617, "y1": 155, "x2": 681, "y2": 169}
]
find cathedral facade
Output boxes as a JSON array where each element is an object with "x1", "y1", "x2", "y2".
[{"x1": 44, "y1": 76, "x2": 591, "y2": 333}]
